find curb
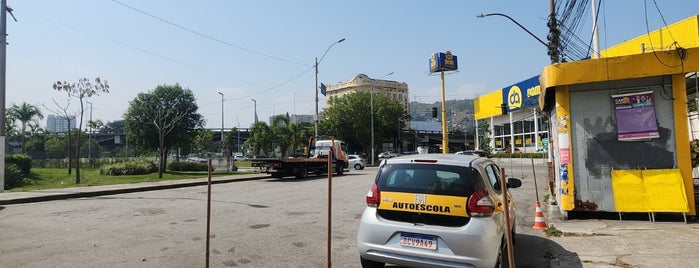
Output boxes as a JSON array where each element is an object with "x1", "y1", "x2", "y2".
[{"x1": 0, "y1": 174, "x2": 267, "y2": 206}]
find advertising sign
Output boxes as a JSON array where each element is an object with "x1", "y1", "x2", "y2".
[
  {"x1": 611, "y1": 91, "x2": 659, "y2": 141},
  {"x1": 429, "y1": 51, "x2": 458, "y2": 73}
]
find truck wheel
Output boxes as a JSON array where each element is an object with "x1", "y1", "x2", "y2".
[
  {"x1": 335, "y1": 163, "x2": 344, "y2": 176},
  {"x1": 271, "y1": 173, "x2": 283, "y2": 178},
  {"x1": 295, "y1": 167, "x2": 308, "y2": 179}
]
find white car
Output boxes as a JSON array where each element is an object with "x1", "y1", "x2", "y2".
[
  {"x1": 233, "y1": 155, "x2": 248, "y2": 161},
  {"x1": 377, "y1": 151, "x2": 398, "y2": 159},
  {"x1": 357, "y1": 153, "x2": 522, "y2": 267},
  {"x1": 348, "y1": 154, "x2": 365, "y2": 170}
]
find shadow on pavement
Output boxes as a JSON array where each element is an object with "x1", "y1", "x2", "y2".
[{"x1": 514, "y1": 234, "x2": 581, "y2": 268}]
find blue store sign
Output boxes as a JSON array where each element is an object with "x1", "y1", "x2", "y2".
[{"x1": 502, "y1": 75, "x2": 541, "y2": 113}]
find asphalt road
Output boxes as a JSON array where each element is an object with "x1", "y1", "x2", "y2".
[{"x1": 0, "y1": 159, "x2": 557, "y2": 268}]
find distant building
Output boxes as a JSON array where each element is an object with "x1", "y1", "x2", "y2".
[
  {"x1": 46, "y1": 114, "x2": 76, "y2": 134},
  {"x1": 267, "y1": 113, "x2": 314, "y2": 125},
  {"x1": 325, "y1": 74, "x2": 409, "y2": 111}
]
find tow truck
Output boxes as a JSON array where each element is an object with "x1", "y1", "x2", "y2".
[{"x1": 250, "y1": 136, "x2": 349, "y2": 179}]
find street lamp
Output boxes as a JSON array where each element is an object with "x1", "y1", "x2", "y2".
[
  {"x1": 371, "y1": 72, "x2": 393, "y2": 166},
  {"x1": 314, "y1": 38, "x2": 346, "y2": 137},
  {"x1": 251, "y1": 98, "x2": 258, "y2": 123},
  {"x1": 218, "y1": 92, "x2": 228, "y2": 172},
  {"x1": 476, "y1": 13, "x2": 548, "y2": 48}
]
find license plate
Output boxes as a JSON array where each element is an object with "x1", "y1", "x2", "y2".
[{"x1": 400, "y1": 233, "x2": 437, "y2": 250}]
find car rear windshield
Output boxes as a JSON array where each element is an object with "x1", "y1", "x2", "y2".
[
  {"x1": 377, "y1": 163, "x2": 484, "y2": 197},
  {"x1": 375, "y1": 163, "x2": 485, "y2": 226}
]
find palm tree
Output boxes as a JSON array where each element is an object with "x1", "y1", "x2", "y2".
[
  {"x1": 248, "y1": 121, "x2": 271, "y2": 157},
  {"x1": 271, "y1": 115, "x2": 291, "y2": 157},
  {"x1": 8, "y1": 103, "x2": 44, "y2": 152}
]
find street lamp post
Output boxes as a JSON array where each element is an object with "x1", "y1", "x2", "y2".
[
  {"x1": 218, "y1": 92, "x2": 228, "y2": 172},
  {"x1": 251, "y1": 98, "x2": 258, "y2": 123},
  {"x1": 476, "y1": 13, "x2": 548, "y2": 48},
  {"x1": 370, "y1": 72, "x2": 393, "y2": 166},
  {"x1": 314, "y1": 38, "x2": 345, "y2": 137}
]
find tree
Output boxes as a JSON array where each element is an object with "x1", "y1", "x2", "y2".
[
  {"x1": 322, "y1": 92, "x2": 408, "y2": 155},
  {"x1": 53, "y1": 77, "x2": 109, "y2": 184},
  {"x1": 101, "y1": 120, "x2": 124, "y2": 134},
  {"x1": 271, "y1": 115, "x2": 291, "y2": 157},
  {"x1": 289, "y1": 122, "x2": 312, "y2": 155},
  {"x1": 8, "y1": 102, "x2": 44, "y2": 152},
  {"x1": 124, "y1": 84, "x2": 204, "y2": 178},
  {"x1": 42, "y1": 97, "x2": 78, "y2": 176},
  {"x1": 45, "y1": 136, "x2": 69, "y2": 159},
  {"x1": 192, "y1": 129, "x2": 214, "y2": 155},
  {"x1": 247, "y1": 121, "x2": 271, "y2": 157},
  {"x1": 477, "y1": 120, "x2": 493, "y2": 153}
]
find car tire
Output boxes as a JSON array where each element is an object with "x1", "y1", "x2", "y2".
[
  {"x1": 495, "y1": 240, "x2": 510, "y2": 268},
  {"x1": 354, "y1": 163, "x2": 362, "y2": 170},
  {"x1": 360, "y1": 257, "x2": 384, "y2": 268}
]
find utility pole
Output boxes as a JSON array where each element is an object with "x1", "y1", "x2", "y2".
[
  {"x1": 0, "y1": 0, "x2": 16, "y2": 192},
  {"x1": 548, "y1": 0, "x2": 561, "y2": 63}
]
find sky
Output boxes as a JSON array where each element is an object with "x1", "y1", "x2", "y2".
[{"x1": 5, "y1": 0, "x2": 698, "y2": 130}]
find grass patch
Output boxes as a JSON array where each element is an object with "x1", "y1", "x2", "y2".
[
  {"x1": 11, "y1": 168, "x2": 252, "y2": 191},
  {"x1": 544, "y1": 225, "x2": 562, "y2": 237}
]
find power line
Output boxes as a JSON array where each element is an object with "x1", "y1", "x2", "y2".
[{"x1": 110, "y1": 0, "x2": 310, "y2": 67}]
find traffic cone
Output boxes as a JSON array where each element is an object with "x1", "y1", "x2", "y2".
[{"x1": 532, "y1": 201, "x2": 547, "y2": 230}]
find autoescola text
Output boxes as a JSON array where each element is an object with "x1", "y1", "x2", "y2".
[{"x1": 392, "y1": 202, "x2": 451, "y2": 213}]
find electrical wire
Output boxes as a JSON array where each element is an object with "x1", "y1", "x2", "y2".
[
  {"x1": 643, "y1": 0, "x2": 684, "y2": 68},
  {"x1": 110, "y1": 0, "x2": 310, "y2": 67}
]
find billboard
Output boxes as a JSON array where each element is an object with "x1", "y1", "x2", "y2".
[{"x1": 429, "y1": 51, "x2": 458, "y2": 73}]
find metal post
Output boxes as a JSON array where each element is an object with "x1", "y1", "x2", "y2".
[
  {"x1": 251, "y1": 99, "x2": 257, "y2": 123},
  {"x1": 440, "y1": 71, "x2": 448, "y2": 154},
  {"x1": 218, "y1": 92, "x2": 227, "y2": 172},
  {"x1": 0, "y1": 0, "x2": 9, "y2": 192},
  {"x1": 370, "y1": 84, "x2": 374, "y2": 165},
  {"x1": 314, "y1": 57, "x2": 319, "y2": 137},
  {"x1": 314, "y1": 38, "x2": 345, "y2": 138}
]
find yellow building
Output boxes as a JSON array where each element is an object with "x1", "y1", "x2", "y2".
[
  {"x1": 540, "y1": 15, "x2": 699, "y2": 218},
  {"x1": 475, "y1": 15, "x2": 699, "y2": 218}
]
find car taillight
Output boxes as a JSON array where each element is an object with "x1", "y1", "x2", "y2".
[
  {"x1": 467, "y1": 188, "x2": 495, "y2": 217},
  {"x1": 365, "y1": 183, "x2": 381, "y2": 207}
]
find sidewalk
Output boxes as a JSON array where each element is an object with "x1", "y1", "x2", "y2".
[
  {"x1": 0, "y1": 171, "x2": 268, "y2": 205},
  {"x1": 544, "y1": 201, "x2": 699, "y2": 267}
]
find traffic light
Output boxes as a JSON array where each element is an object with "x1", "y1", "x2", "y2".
[
  {"x1": 431, "y1": 107, "x2": 438, "y2": 118},
  {"x1": 501, "y1": 103, "x2": 508, "y2": 115}
]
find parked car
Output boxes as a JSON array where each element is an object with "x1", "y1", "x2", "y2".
[
  {"x1": 456, "y1": 150, "x2": 490, "y2": 158},
  {"x1": 357, "y1": 153, "x2": 522, "y2": 268},
  {"x1": 348, "y1": 154, "x2": 365, "y2": 170},
  {"x1": 186, "y1": 157, "x2": 208, "y2": 163},
  {"x1": 377, "y1": 151, "x2": 398, "y2": 159},
  {"x1": 233, "y1": 155, "x2": 248, "y2": 161},
  {"x1": 502, "y1": 147, "x2": 521, "y2": 153}
]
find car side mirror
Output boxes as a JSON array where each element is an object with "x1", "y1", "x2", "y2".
[{"x1": 507, "y1": 178, "x2": 522, "y2": 188}]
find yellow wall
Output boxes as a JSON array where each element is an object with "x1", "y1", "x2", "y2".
[
  {"x1": 541, "y1": 47, "x2": 699, "y2": 90},
  {"x1": 474, "y1": 90, "x2": 503, "y2": 120},
  {"x1": 601, "y1": 15, "x2": 699, "y2": 58}
]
